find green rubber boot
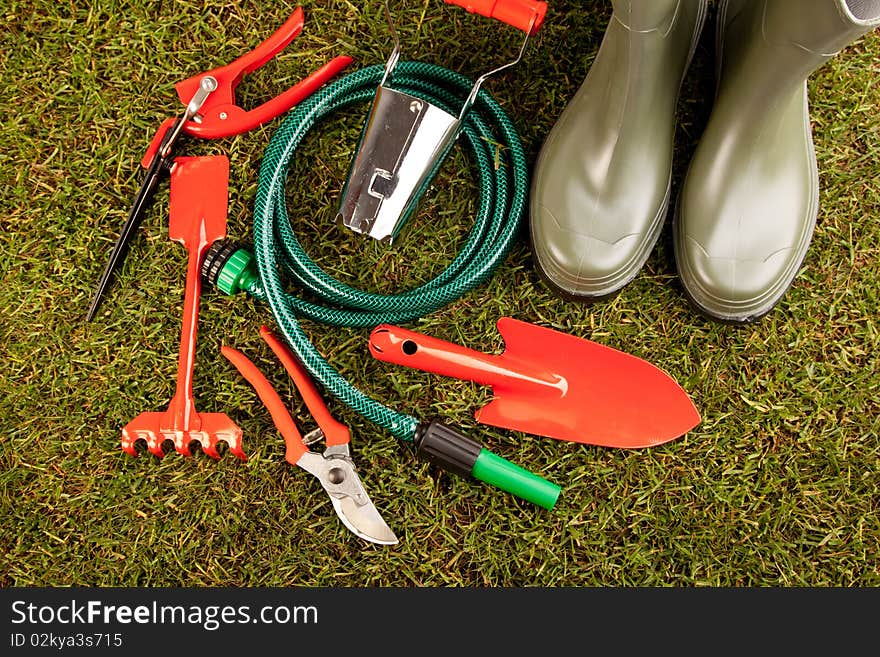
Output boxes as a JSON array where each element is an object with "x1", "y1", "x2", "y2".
[
  {"x1": 530, "y1": 0, "x2": 709, "y2": 299},
  {"x1": 674, "y1": 0, "x2": 880, "y2": 323}
]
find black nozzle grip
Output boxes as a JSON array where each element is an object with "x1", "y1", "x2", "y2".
[{"x1": 414, "y1": 421, "x2": 481, "y2": 478}]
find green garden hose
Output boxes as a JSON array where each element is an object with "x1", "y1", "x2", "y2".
[{"x1": 209, "y1": 61, "x2": 559, "y2": 509}]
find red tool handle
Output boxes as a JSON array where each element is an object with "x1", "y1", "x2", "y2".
[
  {"x1": 259, "y1": 326, "x2": 350, "y2": 447},
  {"x1": 141, "y1": 53, "x2": 354, "y2": 163},
  {"x1": 167, "y1": 6, "x2": 354, "y2": 140},
  {"x1": 444, "y1": 0, "x2": 547, "y2": 34},
  {"x1": 223, "y1": 7, "x2": 305, "y2": 75},
  {"x1": 180, "y1": 55, "x2": 354, "y2": 139},
  {"x1": 220, "y1": 346, "x2": 308, "y2": 465},
  {"x1": 174, "y1": 7, "x2": 305, "y2": 113},
  {"x1": 160, "y1": 229, "x2": 206, "y2": 433},
  {"x1": 368, "y1": 324, "x2": 562, "y2": 395}
]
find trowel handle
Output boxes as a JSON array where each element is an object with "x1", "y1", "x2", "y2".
[
  {"x1": 369, "y1": 324, "x2": 559, "y2": 392},
  {"x1": 163, "y1": 234, "x2": 206, "y2": 431},
  {"x1": 444, "y1": 0, "x2": 547, "y2": 34}
]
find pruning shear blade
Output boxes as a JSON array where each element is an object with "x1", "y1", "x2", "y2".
[{"x1": 297, "y1": 450, "x2": 398, "y2": 546}]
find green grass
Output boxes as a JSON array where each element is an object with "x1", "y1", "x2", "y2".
[{"x1": 1, "y1": 0, "x2": 878, "y2": 587}]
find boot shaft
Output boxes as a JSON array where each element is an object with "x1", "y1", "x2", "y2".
[
  {"x1": 720, "y1": 0, "x2": 880, "y2": 96},
  {"x1": 610, "y1": 0, "x2": 684, "y2": 33},
  {"x1": 761, "y1": 0, "x2": 880, "y2": 55},
  {"x1": 596, "y1": 1, "x2": 707, "y2": 117}
]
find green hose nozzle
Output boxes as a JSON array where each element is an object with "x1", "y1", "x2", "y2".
[
  {"x1": 414, "y1": 420, "x2": 560, "y2": 510},
  {"x1": 472, "y1": 450, "x2": 560, "y2": 511}
]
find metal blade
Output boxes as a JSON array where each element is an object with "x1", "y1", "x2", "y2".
[
  {"x1": 297, "y1": 451, "x2": 398, "y2": 545},
  {"x1": 330, "y1": 494, "x2": 399, "y2": 546},
  {"x1": 484, "y1": 317, "x2": 701, "y2": 447},
  {"x1": 477, "y1": 394, "x2": 700, "y2": 448}
]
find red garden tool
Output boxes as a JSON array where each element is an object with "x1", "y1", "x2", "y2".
[
  {"x1": 86, "y1": 6, "x2": 354, "y2": 321},
  {"x1": 368, "y1": 317, "x2": 701, "y2": 449},
  {"x1": 122, "y1": 155, "x2": 245, "y2": 460},
  {"x1": 221, "y1": 326, "x2": 398, "y2": 545}
]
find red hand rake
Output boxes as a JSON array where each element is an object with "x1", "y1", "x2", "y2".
[{"x1": 121, "y1": 156, "x2": 245, "y2": 460}]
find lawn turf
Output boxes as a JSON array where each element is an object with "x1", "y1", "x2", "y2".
[{"x1": 1, "y1": 0, "x2": 878, "y2": 586}]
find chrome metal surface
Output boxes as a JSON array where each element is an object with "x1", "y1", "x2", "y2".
[{"x1": 337, "y1": 86, "x2": 459, "y2": 243}]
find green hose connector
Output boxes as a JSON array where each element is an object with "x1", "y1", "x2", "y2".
[
  {"x1": 414, "y1": 421, "x2": 560, "y2": 510},
  {"x1": 472, "y1": 450, "x2": 560, "y2": 511},
  {"x1": 217, "y1": 249, "x2": 258, "y2": 296},
  {"x1": 201, "y1": 241, "x2": 260, "y2": 296}
]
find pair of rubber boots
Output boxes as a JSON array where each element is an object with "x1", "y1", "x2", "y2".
[{"x1": 531, "y1": 0, "x2": 880, "y2": 322}]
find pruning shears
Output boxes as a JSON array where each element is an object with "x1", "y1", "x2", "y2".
[
  {"x1": 86, "y1": 6, "x2": 354, "y2": 321},
  {"x1": 221, "y1": 326, "x2": 398, "y2": 546}
]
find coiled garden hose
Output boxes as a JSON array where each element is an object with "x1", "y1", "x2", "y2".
[{"x1": 204, "y1": 62, "x2": 560, "y2": 509}]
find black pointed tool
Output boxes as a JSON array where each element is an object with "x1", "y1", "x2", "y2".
[
  {"x1": 85, "y1": 9, "x2": 354, "y2": 322},
  {"x1": 85, "y1": 78, "x2": 218, "y2": 322}
]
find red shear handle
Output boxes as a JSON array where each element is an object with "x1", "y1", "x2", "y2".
[
  {"x1": 181, "y1": 55, "x2": 354, "y2": 139},
  {"x1": 259, "y1": 326, "x2": 351, "y2": 448},
  {"x1": 174, "y1": 7, "x2": 305, "y2": 113},
  {"x1": 223, "y1": 7, "x2": 305, "y2": 76},
  {"x1": 171, "y1": 5, "x2": 355, "y2": 140},
  {"x1": 444, "y1": 0, "x2": 547, "y2": 34},
  {"x1": 220, "y1": 345, "x2": 308, "y2": 466}
]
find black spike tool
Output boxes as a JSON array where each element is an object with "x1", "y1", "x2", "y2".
[{"x1": 85, "y1": 78, "x2": 218, "y2": 322}]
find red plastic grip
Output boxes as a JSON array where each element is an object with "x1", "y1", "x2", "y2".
[
  {"x1": 220, "y1": 345, "x2": 308, "y2": 466},
  {"x1": 444, "y1": 0, "x2": 547, "y2": 34},
  {"x1": 259, "y1": 326, "x2": 351, "y2": 448},
  {"x1": 368, "y1": 324, "x2": 557, "y2": 393}
]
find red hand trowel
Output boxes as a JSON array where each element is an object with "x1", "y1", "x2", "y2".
[
  {"x1": 121, "y1": 156, "x2": 245, "y2": 460},
  {"x1": 368, "y1": 318, "x2": 700, "y2": 449}
]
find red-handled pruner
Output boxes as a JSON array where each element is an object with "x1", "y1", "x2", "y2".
[
  {"x1": 86, "y1": 7, "x2": 354, "y2": 322},
  {"x1": 142, "y1": 6, "x2": 354, "y2": 165},
  {"x1": 221, "y1": 326, "x2": 398, "y2": 546}
]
